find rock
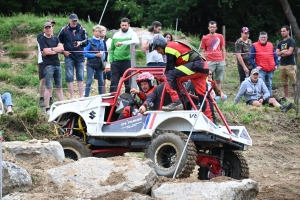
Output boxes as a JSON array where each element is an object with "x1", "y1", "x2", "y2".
[
  {"x1": 2, "y1": 161, "x2": 32, "y2": 194},
  {"x1": 47, "y1": 157, "x2": 157, "y2": 199},
  {"x1": 2, "y1": 140, "x2": 65, "y2": 162},
  {"x1": 3, "y1": 192, "x2": 87, "y2": 200},
  {"x1": 151, "y1": 179, "x2": 258, "y2": 200}
]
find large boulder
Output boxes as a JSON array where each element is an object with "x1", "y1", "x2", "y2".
[
  {"x1": 151, "y1": 178, "x2": 259, "y2": 200},
  {"x1": 46, "y1": 157, "x2": 157, "y2": 199},
  {"x1": 2, "y1": 140, "x2": 65, "y2": 162},
  {"x1": 2, "y1": 161, "x2": 32, "y2": 194}
]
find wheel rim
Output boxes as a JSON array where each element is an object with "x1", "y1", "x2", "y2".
[
  {"x1": 154, "y1": 143, "x2": 179, "y2": 170},
  {"x1": 64, "y1": 147, "x2": 81, "y2": 160},
  {"x1": 222, "y1": 159, "x2": 233, "y2": 177}
]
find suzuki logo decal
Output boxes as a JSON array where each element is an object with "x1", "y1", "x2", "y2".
[{"x1": 89, "y1": 111, "x2": 96, "y2": 119}]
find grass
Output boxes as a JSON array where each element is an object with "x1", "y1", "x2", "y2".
[{"x1": 0, "y1": 14, "x2": 299, "y2": 142}]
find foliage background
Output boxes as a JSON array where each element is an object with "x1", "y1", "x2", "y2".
[{"x1": 0, "y1": 0, "x2": 300, "y2": 43}]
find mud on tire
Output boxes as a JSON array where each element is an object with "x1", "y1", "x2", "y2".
[
  {"x1": 146, "y1": 130, "x2": 197, "y2": 178},
  {"x1": 54, "y1": 135, "x2": 92, "y2": 160},
  {"x1": 198, "y1": 150, "x2": 249, "y2": 180}
]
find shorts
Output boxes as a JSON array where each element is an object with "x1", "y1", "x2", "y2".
[
  {"x1": 103, "y1": 69, "x2": 111, "y2": 80},
  {"x1": 64, "y1": 57, "x2": 84, "y2": 82},
  {"x1": 44, "y1": 65, "x2": 62, "y2": 89},
  {"x1": 208, "y1": 61, "x2": 226, "y2": 81},
  {"x1": 246, "y1": 97, "x2": 270, "y2": 106},
  {"x1": 38, "y1": 64, "x2": 45, "y2": 80},
  {"x1": 279, "y1": 65, "x2": 296, "y2": 85}
]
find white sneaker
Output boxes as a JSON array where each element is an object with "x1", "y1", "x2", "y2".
[{"x1": 45, "y1": 110, "x2": 50, "y2": 115}]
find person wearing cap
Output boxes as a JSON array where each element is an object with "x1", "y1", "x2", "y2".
[
  {"x1": 38, "y1": 21, "x2": 64, "y2": 115},
  {"x1": 109, "y1": 17, "x2": 139, "y2": 94},
  {"x1": 142, "y1": 21, "x2": 165, "y2": 67},
  {"x1": 234, "y1": 69, "x2": 292, "y2": 112},
  {"x1": 37, "y1": 19, "x2": 56, "y2": 107},
  {"x1": 249, "y1": 31, "x2": 278, "y2": 96},
  {"x1": 276, "y1": 25, "x2": 296, "y2": 98},
  {"x1": 235, "y1": 27, "x2": 253, "y2": 84},
  {"x1": 200, "y1": 21, "x2": 226, "y2": 89},
  {"x1": 58, "y1": 13, "x2": 88, "y2": 99}
]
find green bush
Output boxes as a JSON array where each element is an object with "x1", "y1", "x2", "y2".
[
  {"x1": 11, "y1": 75, "x2": 30, "y2": 86},
  {"x1": 0, "y1": 62, "x2": 11, "y2": 68},
  {"x1": 8, "y1": 44, "x2": 29, "y2": 59},
  {"x1": 0, "y1": 70, "x2": 12, "y2": 81}
]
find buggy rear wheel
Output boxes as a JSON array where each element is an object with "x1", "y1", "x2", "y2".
[
  {"x1": 54, "y1": 135, "x2": 91, "y2": 160},
  {"x1": 198, "y1": 150, "x2": 249, "y2": 180},
  {"x1": 146, "y1": 130, "x2": 196, "y2": 178}
]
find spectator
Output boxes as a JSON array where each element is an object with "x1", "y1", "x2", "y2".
[
  {"x1": 118, "y1": 72, "x2": 156, "y2": 120},
  {"x1": 0, "y1": 92, "x2": 13, "y2": 115},
  {"x1": 37, "y1": 19, "x2": 55, "y2": 107},
  {"x1": 208, "y1": 69, "x2": 227, "y2": 103},
  {"x1": 276, "y1": 25, "x2": 296, "y2": 98},
  {"x1": 142, "y1": 21, "x2": 165, "y2": 67},
  {"x1": 234, "y1": 68, "x2": 292, "y2": 112},
  {"x1": 84, "y1": 25, "x2": 106, "y2": 97},
  {"x1": 235, "y1": 27, "x2": 253, "y2": 84},
  {"x1": 58, "y1": 14, "x2": 88, "y2": 99},
  {"x1": 99, "y1": 25, "x2": 112, "y2": 93},
  {"x1": 39, "y1": 22, "x2": 64, "y2": 114},
  {"x1": 200, "y1": 21, "x2": 226, "y2": 89},
  {"x1": 109, "y1": 17, "x2": 139, "y2": 93},
  {"x1": 163, "y1": 32, "x2": 173, "y2": 43},
  {"x1": 249, "y1": 31, "x2": 278, "y2": 96}
]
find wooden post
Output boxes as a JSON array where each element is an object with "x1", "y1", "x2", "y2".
[
  {"x1": 294, "y1": 48, "x2": 300, "y2": 116},
  {"x1": 130, "y1": 44, "x2": 137, "y2": 89},
  {"x1": 222, "y1": 25, "x2": 226, "y2": 44}
]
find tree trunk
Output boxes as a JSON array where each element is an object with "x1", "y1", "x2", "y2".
[{"x1": 280, "y1": 0, "x2": 300, "y2": 116}]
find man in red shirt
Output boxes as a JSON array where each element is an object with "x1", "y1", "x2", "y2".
[{"x1": 200, "y1": 21, "x2": 226, "y2": 89}]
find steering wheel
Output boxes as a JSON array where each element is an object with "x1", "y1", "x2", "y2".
[{"x1": 131, "y1": 93, "x2": 143, "y2": 107}]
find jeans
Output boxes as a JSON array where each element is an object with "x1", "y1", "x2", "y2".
[
  {"x1": 44, "y1": 65, "x2": 62, "y2": 88},
  {"x1": 147, "y1": 62, "x2": 166, "y2": 67},
  {"x1": 214, "y1": 94, "x2": 227, "y2": 103},
  {"x1": 85, "y1": 66, "x2": 104, "y2": 97},
  {"x1": 259, "y1": 70, "x2": 274, "y2": 96},
  {"x1": 1, "y1": 92, "x2": 13, "y2": 106},
  {"x1": 65, "y1": 57, "x2": 84, "y2": 82}
]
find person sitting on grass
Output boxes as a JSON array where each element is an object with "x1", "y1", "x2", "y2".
[
  {"x1": 208, "y1": 69, "x2": 227, "y2": 103},
  {"x1": 234, "y1": 68, "x2": 292, "y2": 112},
  {"x1": 0, "y1": 92, "x2": 13, "y2": 115}
]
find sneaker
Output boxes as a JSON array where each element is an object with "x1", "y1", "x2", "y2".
[
  {"x1": 281, "y1": 102, "x2": 293, "y2": 113},
  {"x1": 39, "y1": 99, "x2": 45, "y2": 107},
  {"x1": 162, "y1": 101, "x2": 183, "y2": 111},
  {"x1": 45, "y1": 108, "x2": 50, "y2": 115},
  {"x1": 6, "y1": 111, "x2": 13, "y2": 115}
]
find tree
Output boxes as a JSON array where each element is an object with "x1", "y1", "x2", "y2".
[{"x1": 280, "y1": 0, "x2": 300, "y2": 116}]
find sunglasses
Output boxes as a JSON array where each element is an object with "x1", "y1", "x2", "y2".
[{"x1": 209, "y1": 73, "x2": 212, "y2": 75}]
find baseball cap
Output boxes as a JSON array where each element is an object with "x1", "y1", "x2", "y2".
[
  {"x1": 46, "y1": 19, "x2": 56, "y2": 24},
  {"x1": 241, "y1": 27, "x2": 250, "y2": 33},
  {"x1": 43, "y1": 22, "x2": 52, "y2": 28},
  {"x1": 69, "y1": 14, "x2": 78, "y2": 21},
  {"x1": 251, "y1": 68, "x2": 259, "y2": 74}
]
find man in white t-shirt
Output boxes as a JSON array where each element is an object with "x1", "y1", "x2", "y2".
[{"x1": 142, "y1": 21, "x2": 165, "y2": 67}]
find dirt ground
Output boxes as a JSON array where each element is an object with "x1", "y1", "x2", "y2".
[{"x1": 1, "y1": 32, "x2": 300, "y2": 200}]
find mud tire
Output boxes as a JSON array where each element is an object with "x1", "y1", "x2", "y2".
[
  {"x1": 54, "y1": 135, "x2": 92, "y2": 160},
  {"x1": 198, "y1": 150, "x2": 249, "y2": 180},
  {"x1": 146, "y1": 130, "x2": 197, "y2": 178}
]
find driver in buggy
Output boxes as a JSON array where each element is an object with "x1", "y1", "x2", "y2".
[{"x1": 118, "y1": 72, "x2": 156, "y2": 120}]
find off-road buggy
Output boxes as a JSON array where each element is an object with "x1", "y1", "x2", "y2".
[{"x1": 48, "y1": 67, "x2": 252, "y2": 179}]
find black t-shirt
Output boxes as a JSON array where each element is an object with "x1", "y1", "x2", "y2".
[
  {"x1": 38, "y1": 35, "x2": 60, "y2": 66},
  {"x1": 277, "y1": 38, "x2": 296, "y2": 65}
]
